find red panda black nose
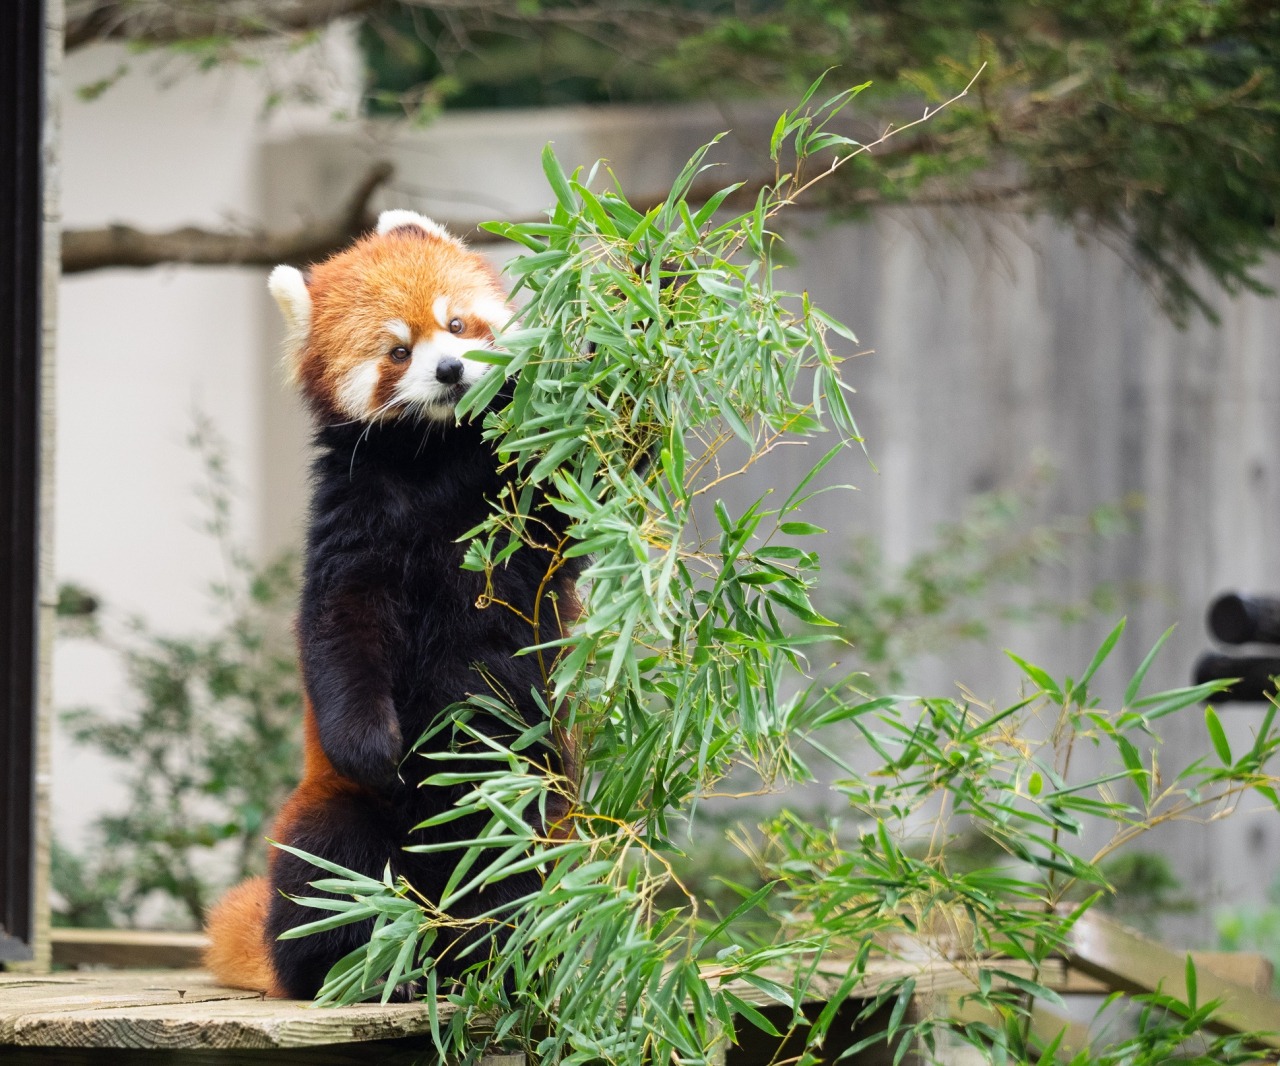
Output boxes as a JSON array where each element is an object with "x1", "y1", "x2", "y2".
[{"x1": 436, "y1": 357, "x2": 464, "y2": 385}]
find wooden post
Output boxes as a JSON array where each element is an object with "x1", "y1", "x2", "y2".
[
  {"x1": 0, "y1": 0, "x2": 58, "y2": 973},
  {"x1": 29, "y1": 0, "x2": 63, "y2": 974}
]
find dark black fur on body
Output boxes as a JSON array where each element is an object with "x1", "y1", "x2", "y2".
[{"x1": 266, "y1": 414, "x2": 581, "y2": 1000}]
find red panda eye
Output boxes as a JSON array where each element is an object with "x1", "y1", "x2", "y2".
[
  {"x1": 389, "y1": 345, "x2": 411, "y2": 362},
  {"x1": 448, "y1": 317, "x2": 465, "y2": 335}
]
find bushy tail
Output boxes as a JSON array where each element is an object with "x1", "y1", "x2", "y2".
[{"x1": 203, "y1": 876, "x2": 281, "y2": 996}]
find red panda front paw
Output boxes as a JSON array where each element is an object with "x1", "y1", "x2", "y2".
[
  {"x1": 321, "y1": 698, "x2": 404, "y2": 790},
  {"x1": 382, "y1": 977, "x2": 422, "y2": 1003}
]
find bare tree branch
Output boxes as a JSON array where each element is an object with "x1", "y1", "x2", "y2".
[
  {"x1": 64, "y1": 0, "x2": 718, "y2": 52},
  {"x1": 62, "y1": 161, "x2": 396, "y2": 273},
  {"x1": 59, "y1": 165, "x2": 758, "y2": 273},
  {"x1": 61, "y1": 153, "x2": 1033, "y2": 275},
  {"x1": 65, "y1": 0, "x2": 381, "y2": 51}
]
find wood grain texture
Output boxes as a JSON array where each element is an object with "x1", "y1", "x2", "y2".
[
  {"x1": 0, "y1": 955, "x2": 1080, "y2": 1052},
  {"x1": 2, "y1": 945, "x2": 1273, "y2": 1059},
  {"x1": 0, "y1": 1042, "x2": 442, "y2": 1066},
  {"x1": 0, "y1": 970, "x2": 455, "y2": 1049}
]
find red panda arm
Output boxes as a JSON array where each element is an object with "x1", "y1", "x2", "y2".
[{"x1": 298, "y1": 579, "x2": 403, "y2": 789}]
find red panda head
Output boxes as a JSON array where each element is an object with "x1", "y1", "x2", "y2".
[{"x1": 269, "y1": 210, "x2": 510, "y2": 425}]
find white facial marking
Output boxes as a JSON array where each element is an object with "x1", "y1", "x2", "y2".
[
  {"x1": 391, "y1": 333, "x2": 495, "y2": 423},
  {"x1": 385, "y1": 319, "x2": 412, "y2": 344},
  {"x1": 375, "y1": 209, "x2": 462, "y2": 246},
  {"x1": 267, "y1": 265, "x2": 312, "y2": 378},
  {"x1": 470, "y1": 295, "x2": 511, "y2": 332},
  {"x1": 337, "y1": 361, "x2": 382, "y2": 420},
  {"x1": 432, "y1": 296, "x2": 451, "y2": 330}
]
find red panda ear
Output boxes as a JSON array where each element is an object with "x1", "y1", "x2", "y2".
[
  {"x1": 268, "y1": 264, "x2": 312, "y2": 382},
  {"x1": 375, "y1": 209, "x2": 462, "y2": 247}
]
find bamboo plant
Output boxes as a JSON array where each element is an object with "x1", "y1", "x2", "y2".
[{"x1": 281, "y1": 81, "x2": 1280, "y2": 1066}]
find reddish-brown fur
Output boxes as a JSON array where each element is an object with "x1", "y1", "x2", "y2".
[
  {"x1": 204, "y1": 698, "x2": 349, "y2": 994},
  {"x1": 204, "y1": 225, "x2": 497, "y2": 996}
]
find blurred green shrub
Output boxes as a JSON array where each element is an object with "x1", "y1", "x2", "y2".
[{"x1": 52, "y1": 417, "x2": 302, "y2": 929}]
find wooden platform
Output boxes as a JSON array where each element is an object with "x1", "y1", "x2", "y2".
[
  {"x1": 0, "y1": 969, "x2": 468, "y2": 1064},
  {"x1": 1, "y1": 913, "x2": 1275, "y2": 1065},
  {"x1": 0, "y1": 962, "x2": 1026, "y2": 1066}
]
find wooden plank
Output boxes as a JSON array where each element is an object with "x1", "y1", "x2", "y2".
[
  {"x1": 0, "y1": 1041, "x2": 443, "y2": 1066},
  {"x1": 0, "y1": 955, "x2": 1090, "y2": 1054},
  {"x1": 1192, "y1": 951, "x2": 1277, "y2": 995},
  {"x1": 942, "y1": 953, "x2": 1273, "y2": 1059},
  {"x1": 0, "y1": 970, "x2": 459, "y2": 1049},
  {"x1": 0, "y1": 957, "x2": 1004, "y2": 1054},
  {"x1": 708, "y1": 955, "x2": 1077, "y2": 1007},
  {"x1": 1065, "y1": 912, "x2": 1280, "y2": 1048},
  {"x1": 4, "y1": 944, "x2": 1265, "y2": 1057},
  {"x1": 50, "y1": 928, "x2": 208, "y2": 970}
]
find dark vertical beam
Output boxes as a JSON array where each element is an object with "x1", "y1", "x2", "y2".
[{"x1": 0, "y1": 0, "x2": 46, "y2": 963}]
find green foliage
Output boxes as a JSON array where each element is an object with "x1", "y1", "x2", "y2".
[
  {"x1": 74, "y1": 63, "x2": 130, "y2": 102},
  {"x1": 280, "y1": 86, "x2": 1280, "y2": 1064},
  {"x1": 53, "y1": 418, "x2": 302, "y2": 928},
  {"x1": 284, "y1": 77, "x2": 874, "y2": 1054},
  {"x1": 752, "y1": 622, "x2": 1280, "y2": 1062},
  {"x1": 989, "y1": 1, "x2": 1280, "y2": 324},
  {"x1": 71, "y1": 2, "x2": 1280, "y2": 323},
  {"x1": 358, "y1": 5, "x2": 681, "y2": 116},
  {"x1": 836, "y1": 466, "x2": 1141, "y2": 691},
  {"x1": 356, "y1": 0, "x2": 1280, "y2": 323},
  {"x1": 50, "y1": 838, "x2": 129, "y2": 929}
]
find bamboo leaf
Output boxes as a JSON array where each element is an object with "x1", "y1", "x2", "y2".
[
  {"x1": 721, "y1": 991, "x2": 783, "y2": 1037},
  {"x1": 1080, "y1": 617, "x2": 1126, "y2": 686},
  {"x1": 1205, "y1": 705, "x2": 1232, "y2": 764},
  {"x1": 1124, "y1": 626, "x2": 1174, "y2": 706},
  {"x1": 542, "y1": 143, "x2": 577, "y2": 212}
]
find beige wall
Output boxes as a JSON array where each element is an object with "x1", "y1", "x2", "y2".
[{"x1": 52, "y1": 36, "x2": 361, "y2": 854}]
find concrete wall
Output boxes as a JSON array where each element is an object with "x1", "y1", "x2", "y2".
[
  {"x1": 53, "y1": 38, "x2": 361, "y2": 851},
  {"x1": 53, "y1": 56, "x2": 1279, "y2": 942}
]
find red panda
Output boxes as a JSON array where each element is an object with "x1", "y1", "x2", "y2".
[{"x1": 203, "y1": 210, "x2": 582, "y2": 1001}]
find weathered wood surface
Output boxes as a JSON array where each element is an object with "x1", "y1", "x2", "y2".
[
  {"x1": 6, "y1": 916, "x2": 1274, "y2": 1057},
  {"x1": 0, "y1": 956, "x2": 1072, "y2": 1053},
  {"x1": 1193, "y1": 950, "x2": 1277, "y2": 995},
  {"x1": 50, "y1": 928, "x2": 208, "y2": 970},
  {"x1": 0, "y1": 970, "x2": 456, "y2": 1050}
]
